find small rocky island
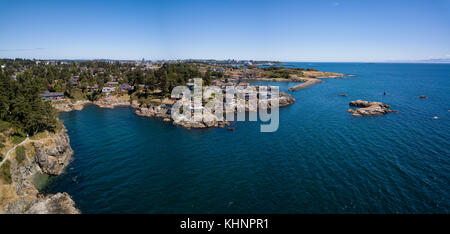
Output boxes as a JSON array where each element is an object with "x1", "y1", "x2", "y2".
[{"x1": 347, "y1": 100, "x2": 397, "y2": 117}]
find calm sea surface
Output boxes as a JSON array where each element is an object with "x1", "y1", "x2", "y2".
[{"x1": 45, "y1": 63, "x2": 450, "y2": 213}]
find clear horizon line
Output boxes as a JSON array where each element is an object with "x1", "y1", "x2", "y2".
[{"x1": 1, "y1": 57, "x2": 450, "y2": 64}]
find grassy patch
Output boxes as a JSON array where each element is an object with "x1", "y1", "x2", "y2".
[
  {"x1": 0, "y1": 160, "x2": 12, "y2": 184},
  {"x1": 30, "y1": 131, "x2": 48, "y2": 141},
  {"x1": 15, "y1": 146, "x2": 26, "y2": 164},
  {"x1": 11, "y1": 135, "x2": 26, "y2": 145},
  {"x1": 0, "y1": 121, "x2": 11, "y2": 133}
]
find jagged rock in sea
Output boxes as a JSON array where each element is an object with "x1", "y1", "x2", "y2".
[
  {"x1": 338, "y1": 94, "x2": 348, "y2": 97},
  {"x1": 347, "y1": 100, "x2": 397, "y2": 117},
  {"x1": 1, "y1": 127, "x2": 79, "y2": 214},
  {"x1": 279, "y1": 92, "x2": 296, "y2": 107},
  {"x1": 419, "y1": 95, "x2": 428, "y2": 99}
]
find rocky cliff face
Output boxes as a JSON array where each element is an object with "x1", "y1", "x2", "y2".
[
  {"x1": 1, "y1": 127, "x2": 79, "y2": 214},
  {"x1": 34, "y1": 128, "x2": 73, "y2": 175}
]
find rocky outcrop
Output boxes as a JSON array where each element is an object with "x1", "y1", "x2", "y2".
[
  {"x1": 25, "y1": 192, "x2": 79, "y2": 214},
  {"x1": 93, "y1": 96, "x2": 130, "y2": 108},
  {"x1": 1, "y1": 127, "x2": 79, "y2": 214},
  {"x1": 347, "y1": 100, "x2": 397, "y2": 117},
  {"x1": 34, "y1": 128, "x2": 74, "y2": 175},
  {"x1": 173, "y1": 117, "x2": 230, "y2": 129},
  {"x1": 279, "y1": 92, "x2": 296, "y2": 107},
  {"x1": 52, "y1": 100, "x2": 91, "y2": 112}
]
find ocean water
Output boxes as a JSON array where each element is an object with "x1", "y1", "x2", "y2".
[{"x1": 45, "y1": 63, "x2": 450, "y2": 213}]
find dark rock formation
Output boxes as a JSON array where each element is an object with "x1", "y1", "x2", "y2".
[{"x1": 347, "y1": 100, "x2": 396, "y2": 117}]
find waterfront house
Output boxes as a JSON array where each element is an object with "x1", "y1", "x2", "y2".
[
  {"x1": 119, "y1": 83, "x2": 134, "y2": 92},
  {"x1": 102, "y1": 87, "x2": 116, "y2": 95},
  {"x1": 40, "y1": 91, "x2": 64, "y2": 100}
]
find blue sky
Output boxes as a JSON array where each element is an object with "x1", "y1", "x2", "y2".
[{"x1": 1, "y1": 0, "x2": 449, "y2": 61}]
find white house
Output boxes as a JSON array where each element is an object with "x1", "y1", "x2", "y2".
[{"x1": 102, "y1": 87, "x2": 116, "y2": 95}]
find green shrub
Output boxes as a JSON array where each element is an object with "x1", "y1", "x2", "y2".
[
  {"x1": 0, "y1": 142, "x2": 4, "y2": 149},
  {"x1": 0, "y1": 160, "x2": 12, "y2": 184},
  {"x1": 0, "y1": 121, "x2": 11, "y2": 133},
  {"x1": 15, "y1": 146, "x2": 26, "y2": 164},
  {"x1": 0, "y1": 153, "x2": 3, "y2": 161}
]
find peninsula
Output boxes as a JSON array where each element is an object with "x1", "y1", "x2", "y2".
[{"x1": 0, "y1": 59, "x2": 349, "y2": 129}]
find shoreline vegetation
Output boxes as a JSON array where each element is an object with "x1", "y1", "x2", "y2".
[{"x1": 0, "y1": 58, "x2": 354, "y2": 213}]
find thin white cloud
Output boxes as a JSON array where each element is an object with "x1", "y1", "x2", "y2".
[
  {"x1": 332, "y1": 2, "x2": 340, "y2": 7},
  {"x1": 0, "y1": 48, "x2": 45, "y2": 52}
]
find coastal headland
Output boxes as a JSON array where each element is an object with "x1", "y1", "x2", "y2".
[{"x1": 0, "y1": 126, "x2": 79, "y2": 214}]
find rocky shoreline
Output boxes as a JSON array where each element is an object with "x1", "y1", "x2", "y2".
[
  {"x1": 52, "y1": 91, "x2": 296, "y2": 129},
  {"x1": 1, "y1": 127, "x2": 79, "y2": 214},
  {"x1": 52, "y1": 100, "x2": 91, "y2": 112}
]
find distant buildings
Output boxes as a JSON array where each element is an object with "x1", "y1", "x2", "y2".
[{"x1": 40, "y1": 91, "x2": 64, "y2": 100}]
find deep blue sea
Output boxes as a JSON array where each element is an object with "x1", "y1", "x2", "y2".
[{"x1": 45, "y1": 63, "x2": 450, "y2": 213}]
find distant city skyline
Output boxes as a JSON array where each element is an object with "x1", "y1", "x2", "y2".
[{"x1": 1, "y1": 0, "x2": 449, "y2": 62}]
